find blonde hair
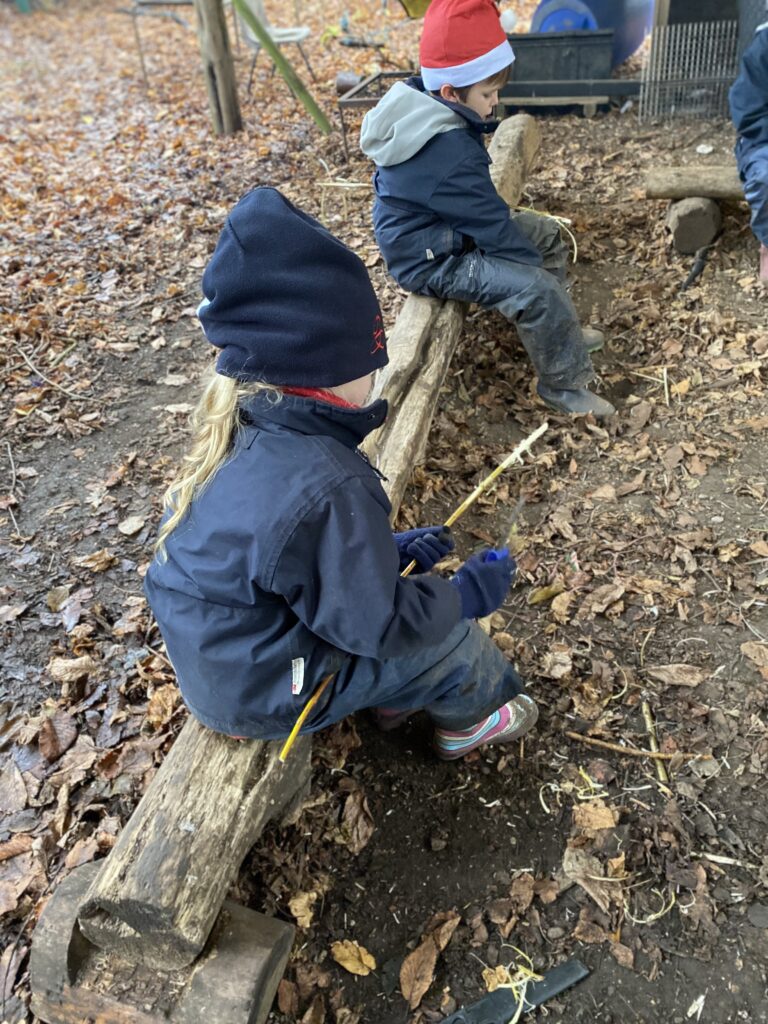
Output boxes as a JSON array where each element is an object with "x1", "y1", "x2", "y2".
[{"x1": 155, "y1": 366, "x2": 281, "y2": 558}]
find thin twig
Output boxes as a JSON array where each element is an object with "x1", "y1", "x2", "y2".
[
  {"x1": 14, "y1": 345, "x2": 84, "y2": 402},
  {"x1": 5, "y1": 441, "x2": 17, "y2": 493},
  {"x1": 565, "y1": 731, "x2": 710, "y2": 761},
  {"x1": 641, "y1": 700, "x2": 669, "y2": 784}
]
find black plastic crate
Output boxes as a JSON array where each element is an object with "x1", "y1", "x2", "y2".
[{"x1": 507, "y1": 29, "x2": 614, "y2": 82}]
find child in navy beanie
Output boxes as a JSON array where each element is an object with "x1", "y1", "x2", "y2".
[{"x1": 144, "y1": 187, "x2": 538, "y2": 760}]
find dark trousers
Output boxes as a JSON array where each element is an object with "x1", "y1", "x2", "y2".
[{"x1": 419, "y1": 211, "x2": 594, "y2": 390}]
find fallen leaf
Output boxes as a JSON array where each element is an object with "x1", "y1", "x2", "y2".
[
  {"x1": 340, "y1": 789, "x2": 375, "y2": 856},
  {"x1": 646, "y1": 664, "x2": 708, "y2": 687},
  {"x1": 587, "y1": 583, "x2": 626, "y2": 616},
  {"x1": 289, "y1": 890, "x2": 318, "y2": 930},
  {"x1": 509, "y1": 873, "x2": 535, "y2": 913},
  {"x1": 400, "y1": 939, "x2": 438, "y2": 1009},
  {"x1": 118, "y1": 515, "x2": 145, "y2": 536},
  {"x1": 573, "y1": 916, "x2": 608, "y2": 944},
  {"x1": 589, "y1": 484, "x2": 617, "y2": 501},
  {"x1": 277, "y1": 979, "x2": 299, "y2": 1016},
  {"x1": 0, "y1": 762, "x2": 27, "y2": 814},
  {"x1": 45, "y1": 586, "x2": 70, "y2": 611},
  {"x1": 540, "y1": 644, "x2": 572, "y2": 679},
  {"x1": 562, "y1": 847, "x2": 613, "y2": 913},
  {"x1": 301, "y1": 994, "x2": 325, "y2": 1024},
  {"x1": 74, "y1": 548, "x2": 118, "y2": 572},
  {"x1": 64, "y1": 836, "x2": 99, "y2": 870},
  {"x1": 482, "y1": 964, "x2": 510, "y2": 992},
  {"x1": 146, "y1": 684, "x2": 179, "y2": 729},
  {"x1": 610, "y1": 942, "x2": 635, "y2": 969},
  {"x1": 38, "y1": 711, "x2": 78, "y2": 762},
  {"x1": 0, "y1": 604, "x2": 27, "y2": 623},
  {"x1": 47, "y1": 655, "x2": 99, "y2": 684},
  {"x1": 573, "y1": 799, "x2": 619, "y2": 833},
  {"x1": 550, "y1": 591, "x2": 573, "y2": 624},
  {"x1": 528, "y1": 579, "x2": 566, "y2": 605},
  {"x1": 424, "y1": 909, "x2": 461, "y2": 952},
  {"x1": 661, "y1": 444, "x2": 684, "y2": 472},
  {"x1": 0, "y1": 835, "x2": 33, "y2": 863},
  {"x1": 741, "y1": 642, "x2": 768, "y2": 668},
  {"x1": 331, "y1": 940, "x2": 376, "y2": 976}
]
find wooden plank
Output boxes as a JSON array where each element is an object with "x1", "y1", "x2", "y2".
[
  {"x1": 366, "y1": 113, "x2": 542, "y2": 513},
  {"x1": 646, "y1": 166, "x2": 743, "y2": 200},
  {"x1": 77, "y1": 722, "x2": 310, "y2": 969}
]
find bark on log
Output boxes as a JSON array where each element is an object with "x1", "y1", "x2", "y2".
[
  {"x1": 646, "y1": 166, "x2": 743, "y2": 201},
  {"x1": 365, "y1": 113, "x2": 542, "y2": 512},
  {"x1": 665, "y1": 197, "x2": 722, "y2": 254},
  {"x1": 194, "y1": 0, "x2": 242, "y2": 136},
  {"x1": 78, "y1": 721, "x2": 310, "y2": 969}
]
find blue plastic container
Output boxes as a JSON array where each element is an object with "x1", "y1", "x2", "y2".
[{"x1": 532, "y1": 0, "x2": 655, "y2": 67}]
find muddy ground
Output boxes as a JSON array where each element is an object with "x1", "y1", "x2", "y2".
[{"x1": 1, "y1": 2, "x2": 767, "y2": 1022}]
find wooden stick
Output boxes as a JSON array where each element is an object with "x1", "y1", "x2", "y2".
[
  {"x1": 401, "y1": 421, "x2": 549, "y2": 576},
  {"x1": 565, "y1": 731, "x2": 710, "y2": 761},
  {"x1": 641, "y1": 700, "x2": 669, "y2": 783}
]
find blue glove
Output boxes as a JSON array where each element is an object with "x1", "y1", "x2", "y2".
[
  {"x1": 393, "y1": 526, "x2": 454, "y2": 573},
  {"x1": 450, "y1": 548, "x2": 515, "y2": 619}
]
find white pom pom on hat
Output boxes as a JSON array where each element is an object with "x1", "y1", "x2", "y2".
[{"x1": 420, "y1": 0, "x2": 516, "y2": 92}]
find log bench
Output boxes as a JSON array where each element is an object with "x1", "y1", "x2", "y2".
[
  {"x1": 645, "y1": 165, "x2": 744, "y2": 255},
  {"x1": 30, "y1": 113, "x2": 541, "y2": 1024}
]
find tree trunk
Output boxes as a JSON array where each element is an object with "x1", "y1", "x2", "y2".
[
  {"x1": 646, "y1": 166, "x2": 743, "y2": 201},
  {"x1": 364, "y1": 114, "x2": 542, "y2": 513},
  {"x1": 77, "y1": 720, "x2": 310, "y2": 969},
  {"x1": 194, "y1": 0, "x2": 242, "y2": 136}
]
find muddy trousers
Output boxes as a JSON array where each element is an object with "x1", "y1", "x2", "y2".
[
  {"x1": 418, "y1": 211, "x2": 594, "y2": 390},
  {"x1": 737, "y1": 141, "x2": 768, "y2": 247},
  {"x1": 311, "y1": 620, "x2": 525, "y2": 733}
]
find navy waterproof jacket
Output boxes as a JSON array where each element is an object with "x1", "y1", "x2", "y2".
[
  {"x1": 359, "y1": 77, "x2": 542, "y2": 292},
  {"x1": 144, "y1": 392, "x2": 462, "y2": 738},
  {"x1": 730, "y1": 24, "x2": 768, "y2": 159}
]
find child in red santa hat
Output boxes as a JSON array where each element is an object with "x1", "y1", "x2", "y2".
[{"x1": 360, "y1": 0, "x2": 615, "y2": 418}]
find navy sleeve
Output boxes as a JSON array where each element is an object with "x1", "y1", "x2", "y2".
[
  {"x1": 730, "y1": 29, "x2": 768, "y2": 145},
  {"x1": 270, "y1": 476, "x2": 462, "y2": 660},
  {"x1": 427, "y1": 154, "x2": 543, "y2": 266}
]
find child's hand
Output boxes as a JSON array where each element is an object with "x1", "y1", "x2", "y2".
[
  {"x1": 449, "y1": 548, "x2": 515, "y2": 619},
  {"x1": 393, "y1": 526, "x2": 454, "y2": 573}
]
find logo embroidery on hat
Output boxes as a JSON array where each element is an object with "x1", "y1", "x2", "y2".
[{"x1": 371, "y1": 313, "x2": 385, "y2": 355}]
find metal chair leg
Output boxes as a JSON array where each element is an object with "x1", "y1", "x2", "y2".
[
  {"x1": 247, "y1": 51, "x2": 259, "y2": 94},
  {"x1": 296, "y1": 42, "x2": 316, "y2": 82}
]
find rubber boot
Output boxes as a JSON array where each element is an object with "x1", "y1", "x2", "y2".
[{"x1": 537, "y1": 383, "x2": 616, "y2": 418}]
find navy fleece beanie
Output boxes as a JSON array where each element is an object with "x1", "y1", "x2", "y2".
[{"x1": 198, "y1": 187, "x2": 388, "y2": 387}]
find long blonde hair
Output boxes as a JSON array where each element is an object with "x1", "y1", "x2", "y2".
[{"x1": 155, "y1": 366, "x2": 280, "y2": 558}]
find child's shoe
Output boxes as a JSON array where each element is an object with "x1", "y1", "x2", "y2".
[
  {"x1": 537, "y1": 383, "x2": 615, "y2": 418},
  {"x1": 582, "y1": 327, "x2": 605, "y2": 353},
  {"x1": 374, "y1": 707, "x2": 415, "y2": 731},
  {"x1": 433, "y1": 694, "x2": 539, "y2": 760}
]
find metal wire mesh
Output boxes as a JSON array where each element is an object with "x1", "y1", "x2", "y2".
[{"x1": 639, "y1": 20, "x2": 740, "y2": 121}]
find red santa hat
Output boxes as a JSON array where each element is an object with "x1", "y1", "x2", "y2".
[{"x1": 420, "y1": 0, "x2": 515, "y2": 92}]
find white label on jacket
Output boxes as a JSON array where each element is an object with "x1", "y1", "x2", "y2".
[
  {"x1": 425, "y1": 248, "x2": 435, "y2": 260},
  {"x1": 291, "y1": 658, "x2": 305, "y2": 695}
]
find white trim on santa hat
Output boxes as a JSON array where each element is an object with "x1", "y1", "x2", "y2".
[{"x1": 421, "y1": 39, "x2": 515, "y2": 91}]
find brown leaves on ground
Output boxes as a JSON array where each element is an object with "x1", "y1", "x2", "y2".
[{"x1": 400, "y1": 910, "x2": 461, "y2": 1009}]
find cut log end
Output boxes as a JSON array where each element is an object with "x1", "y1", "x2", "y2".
[{"x1": 665, "y1": 197, "x2": 722, "y2": 254}]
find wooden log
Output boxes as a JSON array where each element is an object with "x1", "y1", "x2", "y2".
[
  {"x1": 77, "y1": 721, "x2": 310, "y2": 969},
  {"x1": 32, "y1": 863, "x2": 295, "y2": 1024},
  {"x1": 365, "y1": 113, "x2": 542, "y2": 510},
  {"x1": 665, "y1": 197, "x2": 722, "y2": 254},
  {"x1": 194, "y1": 0, "x2": 242, "y2": 136},
  {"x1": 645, "y1": 166, "x2": 743, "y2": 201}
]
